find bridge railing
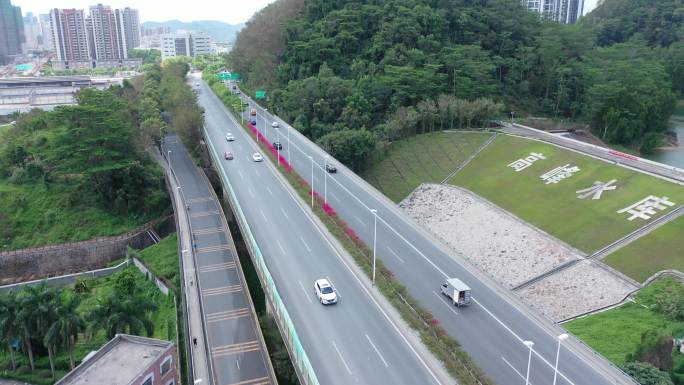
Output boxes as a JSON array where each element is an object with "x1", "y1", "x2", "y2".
[{"x1": 203, "y1": 126, "x2": 321, "y2": 385}]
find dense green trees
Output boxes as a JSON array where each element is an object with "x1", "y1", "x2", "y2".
[
  {"x1": 622, "y1": 362, "x2": 675, "y2": 385},
  {"x1": 229, "y1": 0, "x2": 684, "y2": 159}
]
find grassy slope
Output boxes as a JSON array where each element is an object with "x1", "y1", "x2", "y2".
[
  {"x1": 361, "y1": 132, "x2": 494, "y2": 202},
  {"x1": 0, "y1": 267, "x2": 176, "y2": 385},
  {"x1": 449, "y1": 134, "x2": 684, "y2": 253},
  {"x1": 564, "y1": 278, "x2": 679, "y2": 365},
  {"x1": 0, "y1": 181, "x2": 156, "y2": 250},
  {"x1": 604, "y1": 215, "x2": 684, "y2": 282},
  {"x1": 137, "y1": 233, "x2": 180, "y2": 291}
]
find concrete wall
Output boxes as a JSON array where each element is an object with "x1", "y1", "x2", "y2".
[{"x1": 0, "y1": 216, "x2": 171, "y2": 285}]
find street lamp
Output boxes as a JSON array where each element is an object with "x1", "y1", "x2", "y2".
[
  {"x1": 308, "y1": 155, "x2": 314, "y2": 208},
  {"x1": 553, "y1": 333, "x2": 569, "y2": 385},
  {"x1": 167, "y1": 150, "x2": 171, "y2": 167},
  {"x1": 287, "y1": 124, "x2": 291, "y2": 164},
  {"x1": 524, "y1": 340, "x2": 534, "y2": 385},
  {"x1": 324, "y1": 155, "x2": 329, "y2": 205},
  {"x1": 370, "y1": 209, "x2": 378, "y2": 285}
]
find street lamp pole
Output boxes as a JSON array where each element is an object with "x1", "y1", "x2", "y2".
[
  {"x1": 524, "y1": 340, "x2": 534, "y2": 385},
  {"x1": 371, "y1": 209, "x2": 377, "y2": 285},
  {"x1": 324, "y1": 155, "x2": 329, "y2": 205},
  {"x1": 309, "y1": 155, "x2": 314, "y2": 208},
  {"x1": 287, "y1": 125, "x2": 291, "y2": 163},
  {"x1": 167, "y1": 150, "x2": 171, "y2": 167},
  {"x1": 276, "y1": 128, "x2": 281, "y2": 167},
  {"x1": 553, "y1": 334, "x2": 569, "y2": 385}
]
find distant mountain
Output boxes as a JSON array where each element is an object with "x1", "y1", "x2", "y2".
[{"x1": 142, "y1": 20, "x2": 244, "y2": 43}]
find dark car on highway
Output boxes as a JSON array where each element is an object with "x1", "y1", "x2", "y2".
[
  {"x1": 273, "y1": 141, "x2": 283, "y2": 150},
  {"x1": 325, "y1": 163, "x2": 337, "y2": 173}
]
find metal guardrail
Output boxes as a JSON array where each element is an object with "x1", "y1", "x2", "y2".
[{"x1": 203, "y1": 126, "x2": 321, "y2": 385}]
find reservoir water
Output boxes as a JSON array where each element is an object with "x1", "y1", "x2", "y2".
[{"x1": 646, "y1": 107, "x2": 684, "y2": 169}]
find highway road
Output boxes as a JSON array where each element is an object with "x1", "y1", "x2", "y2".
[
  {"x1": 233, "y1": 86, "x2": 637, "y2": 385},
  {"x1": 193, "y1": 73, "x2": 448, "y2": 385}
]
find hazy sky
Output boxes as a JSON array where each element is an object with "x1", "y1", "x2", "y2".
[{"x1": 14, "y1": 0, "x2": 277, "y2": 24}]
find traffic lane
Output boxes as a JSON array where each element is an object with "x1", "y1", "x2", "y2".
[
  {"x1": 209, "y1": 139, "x2": 435, "y2": 385},
  {"x1": 203, "y1": 92, "x2": 440, "y2": 384},
  {"x1": 266, "y1": 124, "x2": 613, "y2": 385}
]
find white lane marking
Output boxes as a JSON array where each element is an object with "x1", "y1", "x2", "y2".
[
  {"x1": 300, "y1": 236, "x2": 311, "y2": 253},
  {"x1": 386, "y1": 246, "x2": 405, "y2": 263},
  {"x1": 365, "y1": 334, "x2": 389, "y2": 367},
  {"x1": 236, "y1": 359, "x2": 240, "y2": 370},
  {"x1": 266, "y1": 186, "x2": 273, "y2": 196},
  {"x1": 298, "y1": 280, "x2": 312, "y2": 303},
  {"x1": 202, "y1": 94, "x2": 443, "y2": 385},
  {"x1": 276, "y1": 239, "x2": 286, "y2": 255},
  {"x1": 474, "y1": 298, "x2": 575, "y2": 385},
  {"x1": 259, "y1": 209, "x2": 268, "y2": 223},
  {"x1": 501, "y1": 356, "x2": 532, "y2": 384},
  {"x1": 248, "y1": 188, "x2": 255, "y2": 198},
  {"x1": 432, "y1": 291, "x2": 458, "y2": 316},
  {"x1": 280, "y1": 207, "x2": 290, "y2": 220},
  {"x1": 238, "y1": 170, "x2": 244, "y2": 180},
  {"x1": 352, "y1": 214, "x2": 367, "y2": 227},
  {"x1": 332, "y1": 340, "x2": 353, "y2": 375}
]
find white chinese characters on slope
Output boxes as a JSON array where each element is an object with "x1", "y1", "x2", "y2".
[
  {"x1": 576, "y1": 180, "x2": 618, "y2": 200},
  {"x1": 540, "y1": 164, "x2": 580, "y2": 185},
  {"x1": 507, "y1": 152, "x2": 545, "y2": 172},
  {"x1": 617, "y1": 196, "x2": 675, "y2": 221}
]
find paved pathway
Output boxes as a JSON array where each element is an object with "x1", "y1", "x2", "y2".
[{"x1": 161, "y1": 136, "x2": 276, "y2": 385}]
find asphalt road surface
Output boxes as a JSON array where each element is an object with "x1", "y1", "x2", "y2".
[
  {"x1": 230, "y1": 84, "x2": 637, "y2": 385},
  {"x1": 194, "y1": 73, "x2": 446, "y2": 385}
]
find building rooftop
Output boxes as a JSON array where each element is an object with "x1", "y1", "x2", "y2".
[{"x1": 55, "y1": 334, "x2": 174, "y2": 385}]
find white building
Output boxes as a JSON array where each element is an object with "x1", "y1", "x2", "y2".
[
  {"x1": 160, "y1": 31, "x2": 211, "y2": 60},
  {"x1": 522, "y1": 0, "x2": 584, "y2": 24}
]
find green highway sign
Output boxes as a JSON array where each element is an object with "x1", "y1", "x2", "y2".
[
  {"x1": 216, "y1": 72, "x2": 230, "y2": 80},
  {"x1": 255, "y1": 90, "x2": 267, "y2": 99},
  {"x1": 229, "y1": 73, "x2": 240, "y2": 80}
]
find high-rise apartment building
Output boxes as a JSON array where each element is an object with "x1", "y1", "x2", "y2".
[
  {"x1": 87, "y1": 3, "x2": 126, "y2": 61},
  {"x1": 160, "y1": 31, "x2": 211, "y2": 59},
  {"x1": 50, "y1": 8, "x2": 90, "y2": 65},
  {"x1": 120, "y1": 7, "x2": 140, "y2": 49},
  {"x1": 0, "y1": 0, "x2": 24, "y2": 57},
  {"x1": 521, "y1": 0, "x2": 584, "y2": 24},
  {"x1": 50, "y1": 4, "x2": 142, "y2": 70}
]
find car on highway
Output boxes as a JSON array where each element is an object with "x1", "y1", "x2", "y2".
[
  {"x1": 273, "y1": 141, "x2": 283, "y2": 150},
  {"x1": 252, "y1": 153, "x2": 263, "y2": 162},
  {"x1": 271, "y1": 121, "x2": 279, "y2": 128},
  {"x1": 250, "y1": 119, "x2": 257, "y2": 126},
  {"x1": 224, "y1": 152, "x2": 234, "y2": 160},
  {"x1": 250, "y1": 108, "x2": 257, "y2": 116},
  {"x1": 314, "y1": 278, "x2": 338, "y2": 305},
  {"x1": 195, "y1": 82, "x2": 200, "y2": 87},
  {"x1": 325, "y1": 163, "x2": 337, "y2": 173},
  {"x1": 225, "y1": 133, "x2": 235, "y2": 141}
]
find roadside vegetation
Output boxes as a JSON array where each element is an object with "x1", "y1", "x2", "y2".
[
  {"x1": 134, "y1": 234, "x2": 180, "y2": 291},
  {"x1": 449, "y1": 134, "x2": 684, "y2": 254},
  {"x1": 361, "y1": 131, "x2": 494, "y2": 202},
  {"x1": 0, "y1": 85, "x2": 170, "y2": 250},
  {"x1": 229, "y1": 0, "x2": 682, "y2": 155},
  {"x1": 0, "y1": 267, "x2": 176, "y2": 385},
  {"x1": 565, "y1": 277, "x2": 684, "y2": 385}
]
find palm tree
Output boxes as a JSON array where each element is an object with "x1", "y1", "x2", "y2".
[
  {"x1": 89, "y1": 292, "x2": 157, "y2": 339},
  {"x1": 16, "y1": 283, "x2": 58, "y2": 372},
  {"x1": 0, "y1": 292, "x2": 20, "y2": 371},
  {"x1": 46, "y1": 295, "x2": 85, "y2": 371},
  {"x1": 43, "y1": 323, "x2": 61, "y2": 379}
]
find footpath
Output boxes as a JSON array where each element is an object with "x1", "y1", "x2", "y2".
[{"x1": 160, "y1": 135, "x2": 276, "y2": 385}]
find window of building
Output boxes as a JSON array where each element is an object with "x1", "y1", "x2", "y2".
[
  {"x1": 160, "y1": 356, "x2": 172, "y2": 376},
  {"x1": 142, "y1": 373, "x2": 154, "y2": 385}
]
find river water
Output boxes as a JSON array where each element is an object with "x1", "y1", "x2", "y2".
[{"x1": 646, "y1": 108, "x2": 684, "y2": 168}]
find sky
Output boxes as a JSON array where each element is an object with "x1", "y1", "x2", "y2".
[{"x1": 13, "y1": 0, "x2": 277, "y2": 25}]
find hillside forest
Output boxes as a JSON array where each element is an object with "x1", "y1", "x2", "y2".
[{"x1": 227, "y1": 0, "x2": 684, "y2": 163}]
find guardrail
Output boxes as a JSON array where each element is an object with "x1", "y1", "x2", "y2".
[{"x1": 203, "y1": 126, "x2": 321, "y2": 385}]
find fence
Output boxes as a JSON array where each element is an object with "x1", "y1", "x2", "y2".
[
  {"x1": 203, "y1": 126, "x2": 320, "y2": 385},
  {"x1": 0, "y1": 217, "x2": 171, "y2": 285}
]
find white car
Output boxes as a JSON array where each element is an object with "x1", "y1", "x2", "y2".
[
  {"x1": 252, "y1": 153, "x2": 263, "y2": 162},
  {"x1": 314, "y1": 278, "x2": 338, "y2": 305},
  {"x1": 225, "y1": 133, "x2": 235, "y2": 141},
  {"x1": 271, "y1": 121, "x2": 279, "y2": 128}
]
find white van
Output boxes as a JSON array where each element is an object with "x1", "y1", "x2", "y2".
[{"x1": 440, "y1": 278, "x2": 471, "y2": 307}]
